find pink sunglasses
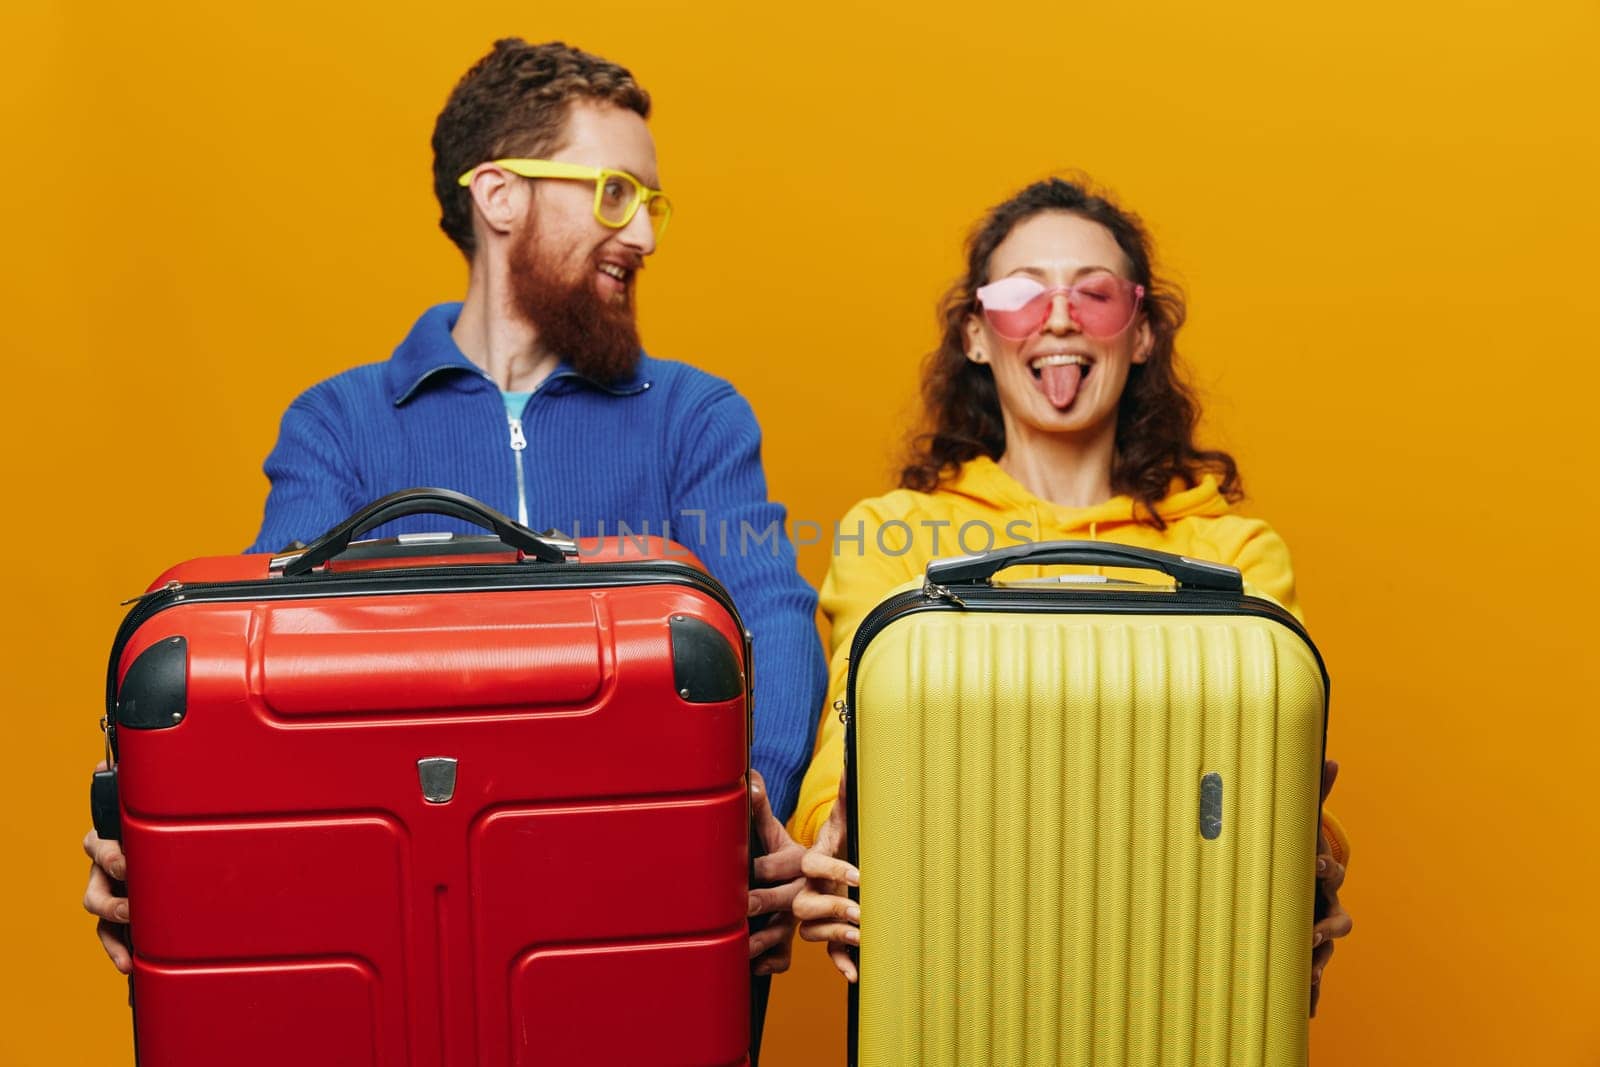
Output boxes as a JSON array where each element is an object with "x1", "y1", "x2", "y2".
[{"x1": 976, "y1": 272, "x2": 1145, "y2": 340}]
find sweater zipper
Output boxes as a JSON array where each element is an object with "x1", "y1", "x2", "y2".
[{"x1": 507, "y1": 414, "x2": 529, "y2": 526}]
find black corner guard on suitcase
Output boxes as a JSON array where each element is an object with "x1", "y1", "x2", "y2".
[
  {"x1": 925, "y1": 539, "x2": 1243, "y2": 592},
  {"x1": 669, "y1": 615, "x2": 744, "y2": 703},
  {"x1": 116, "y1": 636, "x2": 188, "y2": 731},
  {"x1": 280, "y1": 487, "x2": 575, "y2": 575}
]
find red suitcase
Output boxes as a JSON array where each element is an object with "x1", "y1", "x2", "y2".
[{"x1": 94, "y1": 489, "x2": 753, "y2": 1066}]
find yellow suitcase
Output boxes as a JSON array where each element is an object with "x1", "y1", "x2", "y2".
[{"x1": 843, "y1": 542, "x2": 1328, "y2": 1067}]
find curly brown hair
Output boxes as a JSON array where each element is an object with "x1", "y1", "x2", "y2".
[
  {"x1": 432, "y1": 39, "x2": 650, "y2": 259},
  {"x1": 901, "y1": 177, "x2": 1241, "y2": 527}
]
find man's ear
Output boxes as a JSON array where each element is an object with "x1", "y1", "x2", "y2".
[
  {"x1": 964, "y1": 315, "x2": 990, "y2": 364},
  {"x1": 465, "y1": 166, "x2": 524, "y2": 238}
]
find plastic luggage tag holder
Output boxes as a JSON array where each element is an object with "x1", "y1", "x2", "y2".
[{"x1": 1001, "y1": 573, "x2": 1154, "y2": 588}]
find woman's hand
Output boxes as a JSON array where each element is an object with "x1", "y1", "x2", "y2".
[
  {"x1": 1311, "y1": 759, "x2": 1353, "y2": 1016},
  {"x1": 793, "y1": 773, "x2": 861, "y2": 981}
]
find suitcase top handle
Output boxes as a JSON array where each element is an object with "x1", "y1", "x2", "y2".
[
  {"x1": 925, "y1": 539, "x2": 1243, "y2": 593},
  {"x1": 278, "y1": 488, "x2": 575, "y2": 577}
]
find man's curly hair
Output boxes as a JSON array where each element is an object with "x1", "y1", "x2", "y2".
[{"x1": 432, "y1": 39, "x2": 650, "y2": 258}]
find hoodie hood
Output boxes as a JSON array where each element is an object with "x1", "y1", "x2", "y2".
[{"x1": 941, "y1": 456, "x2": 1233, "y2": 535}]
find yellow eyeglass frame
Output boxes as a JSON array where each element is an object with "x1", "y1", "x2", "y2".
[{"x1": 457, "y1": 158, "x2": 672, "y2": 238}]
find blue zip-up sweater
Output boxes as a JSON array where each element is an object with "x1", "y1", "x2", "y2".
[{"x1": 247, "y1": 303, "x2": 827, "y2": 821}]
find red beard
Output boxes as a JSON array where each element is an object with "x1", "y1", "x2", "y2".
[{"x1": 507, "y1": 220, "x2": 643, "y2": 385}]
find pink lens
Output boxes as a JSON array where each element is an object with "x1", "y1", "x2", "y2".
[{"x1": 977, "y1": 273, "x2": 1145, "y2": 340}]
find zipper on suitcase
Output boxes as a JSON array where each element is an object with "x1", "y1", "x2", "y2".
[
  {"x1": 846, "y1": 583, "x2": 1322, "y2": 682},
  {"x1": 840, "y1": 583, "x2": 1325, "y2": 762},
  {"x1": 106, "y1": 560, "x2": 748, "y2": 720}
]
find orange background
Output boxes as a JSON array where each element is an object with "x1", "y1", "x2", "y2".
[{"x1": 3, "y1": 2, "x2": 1597, "y2": 1064}]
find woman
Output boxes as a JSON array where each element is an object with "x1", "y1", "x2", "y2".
[{"x1": 789, "y1": 176, "x2": 1352, "y2": 1012}]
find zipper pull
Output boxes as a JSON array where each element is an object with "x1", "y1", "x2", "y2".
[
  {"x1": 834, "y1": 698, "x2": 851, "y2": 725},
  {"x1": 922, "y1": 580, "x2": 966, "y2": 607},
  {"x1": 121, "y1": 579, "x2": 181, "y2": 606},
  {"x1": 507, "y1": 416, "x2": 527, "y2": 451}
]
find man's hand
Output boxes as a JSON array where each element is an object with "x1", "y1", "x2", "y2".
[
  {"x1": 84, "y1": 760, "x2": 132, "y2": 974},
  {"x1": 747, "y1": 770, "x2": 804, "y2": 976},
  {"x1": 794, "y1": 773, "x2": 860, "y2": 982},
  {"x1": 84, "y1": 758, "x2": 132, "y2": 974},
  {"x1": 1311, "y1": 759, "x2": 1353, "y2": 1016}
]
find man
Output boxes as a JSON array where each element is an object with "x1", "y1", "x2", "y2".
[{"x1": 83, "y1": 37, "x2": 824, "y2": 1006}]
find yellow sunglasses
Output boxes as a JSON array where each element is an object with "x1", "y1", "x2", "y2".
[{"x1": 457, "y1": 159, "x2": 672, "y2": 238}]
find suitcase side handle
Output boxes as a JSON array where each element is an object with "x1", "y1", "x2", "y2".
[
  {"x1": 925, "y1": 539, "x2": 1243, "y2": 592},
  {"x1": 279, "y1": 488, "x2": 573, "y2": 576}
]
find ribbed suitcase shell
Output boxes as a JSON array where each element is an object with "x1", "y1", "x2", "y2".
[
  {"x1": 849, "y1": 581, "x2": 1326, "y2": 1067},
  {"x1": 106, "y1": 535, "x2": 752, "y2": 1067}
]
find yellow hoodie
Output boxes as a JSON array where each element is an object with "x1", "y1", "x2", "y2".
[{"x1": 790, "y1": 456, "x2": 1348, "y2": 863}]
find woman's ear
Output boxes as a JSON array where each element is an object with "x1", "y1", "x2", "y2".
[
  {"x1": 1132, "y1": 317, "x2": 1154, "y2": 365},
  {"x1": 964, "y1": 315, "x2": 990, "y2": 364}
]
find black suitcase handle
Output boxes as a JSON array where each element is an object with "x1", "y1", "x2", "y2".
[
  {"x1": 280, "y1": 488, "x2": 573, "y2": 576},
  {"x1": 925, "y1": 539, "x2": 1243, "y2": 593},
  {"x1": 91, "y1": 767, "x2": 121, "y2": 843}
]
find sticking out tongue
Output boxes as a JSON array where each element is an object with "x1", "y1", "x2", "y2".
[{"x1": 1039, "y1": 362, "x2": 1083, "y2": 410}]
